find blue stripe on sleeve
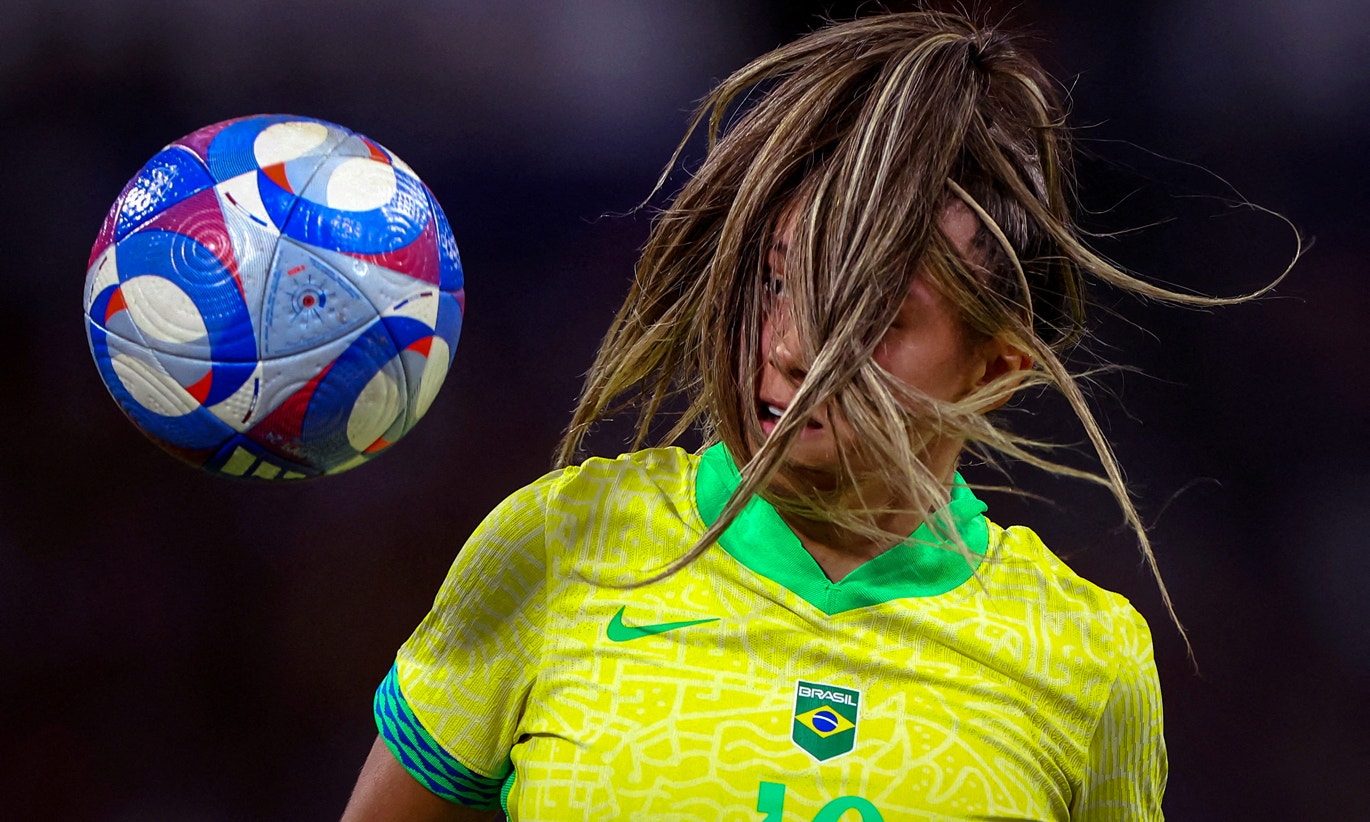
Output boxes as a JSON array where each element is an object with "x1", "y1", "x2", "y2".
[{"x1": 373, "y1": 662, "x2": 506, "y2": 809}]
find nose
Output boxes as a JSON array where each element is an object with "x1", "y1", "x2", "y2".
[{"x1": 764, "y1": 303, "x2": 808, "y2": 383}]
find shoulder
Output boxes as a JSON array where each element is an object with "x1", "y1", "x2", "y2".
[
  {"x1": 981, "y1": 519, "x2": 1159, "y2": 698},
  {"x1": 479, "y1": 447, "x2": 697, "y2": 517},
  {"x1": 552, "y1": 446, "x2": 699, "y2": 491},
  {"x1": 985, "y1": 519, "x2": 1144, "y2": 628},
  {"x1": 461, "y1": 447, "x2": 701, "y2": 572},
  {"x1": 525, "y1": 447, "x2": 705, "y2": 574},
  {"x1": 538, "y1": 446, "x2": 701, "y2": 518}
]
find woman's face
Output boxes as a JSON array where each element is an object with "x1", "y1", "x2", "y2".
[{"x1": 755, "y1": 202, "x2": 990, "y2": 479}]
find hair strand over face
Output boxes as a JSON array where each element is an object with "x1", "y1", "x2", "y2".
[{"x1": 556, "y1": 10, "x2": 1300, "y2": 661}]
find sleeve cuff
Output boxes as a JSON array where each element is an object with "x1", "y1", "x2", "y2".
[{"x1": 373, "y1": 662, "x2": 507, "y2": 810}]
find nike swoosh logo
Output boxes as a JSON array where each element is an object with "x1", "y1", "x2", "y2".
[{"x1": 605, "y1": 606, "x2": 719, "y2": 642}]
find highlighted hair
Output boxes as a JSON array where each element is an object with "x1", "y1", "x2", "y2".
[{"x1": 557, "y1": 10, "x2": 1295, "y2": 653}]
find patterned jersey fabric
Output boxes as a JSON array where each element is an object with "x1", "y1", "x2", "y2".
[{"x1": 376, "y1": 445, "x2": 1166, "y2": 820}]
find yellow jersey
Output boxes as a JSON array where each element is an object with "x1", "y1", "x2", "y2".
[{"x1": 375, "y1": 445, "x2": 1166, "y2": 820}]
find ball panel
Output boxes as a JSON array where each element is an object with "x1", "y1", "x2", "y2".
[
  {"x1": 325, "y1": 132, "x2": 391, "y2": 162},
  {"x1": 117, "y1": 275, "x2": 208, "y2": 345},
  {"x1": 114, "y1": 146, "x2": 217, "y2": 242},
  {"x1": 242, "y1": 357, "x2": 335, "y2": 463},
  {"x1": 237, "y1": 320, "x2": 402, "y2": 472},
  {"x1": 260, "y1": 238, "x2": 377, "y2": 359},
  {"x1": 345, "y1": 366, "x2": 404, "y2": 452},
  {"x1": 379, "y1": 309, "x2": 439, "y2": 350},
  {"x1": 250, "y1": 330, "x2": 362, "y2": 416},
  {"x1": 87, "y1": 281, "x2": 140, "y2": 342},
  {"x1": 324, "y1": 157, "x2": 398, "y2": 212},
  {"x1": 199, "y1": 360, "x2": 260, "y2": 410},
  {"x1": 252, "y1": 120, "x2": 332, "y2": 168},
  {"x1": 88, "y1": 279, "x2": 257, "y2": 417},
  {"x1": 376, "y1": 315, "x2": 437, "y2": 438}
]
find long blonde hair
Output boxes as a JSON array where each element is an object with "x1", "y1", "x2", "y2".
[{"x1": 557, "y1": 10, "x2": 1293, "y2": 648}]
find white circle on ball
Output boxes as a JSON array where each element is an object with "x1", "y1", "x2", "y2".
[
  {"x1": 121, "y1": 276, "x2": 208, "y2": 344},
  {"x1": 254, "y1": 121, "x2": 331, "y2": 167},
  {"x1": 413, "y1": 338, "x2": 450, "y2": 422},
  {"x1": 347, "y1": 366, "x2": 403, "y2": 451},
  {"x1": 111, "y1": 352, "x2": 202, "y2": 417},
  {"x1": 326, "y1": 158, "x2": 397, "y2": 212}
]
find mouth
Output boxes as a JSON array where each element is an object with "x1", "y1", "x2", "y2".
[{"x1": 758, "y1": 399, "x2": 824, "y2": 436}]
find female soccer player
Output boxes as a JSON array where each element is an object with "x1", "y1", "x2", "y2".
[{"x1": 343, "y1": 10, "x2": 1282, "y2": 821}]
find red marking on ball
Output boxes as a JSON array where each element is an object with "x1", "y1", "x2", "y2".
[
  {"x1": 186, "y1": 370, "x2": 214, "y2": 404},
  {"x1": 362, "y1": 137, "x2": 390, "y2": 165},
  {"x1": 261, "y1": 162, "x2": 293, "y2": 193},
  {"x1": 104, "y1": 288, "x2": 128, "y2": 322}
]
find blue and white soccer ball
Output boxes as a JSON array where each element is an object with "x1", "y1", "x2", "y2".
[{"x1": 83, "y1": 115, "x2": 464, "y2": 480}]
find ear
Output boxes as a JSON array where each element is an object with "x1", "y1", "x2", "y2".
[{"x1": 969, "y1": 335, "x2": 1034, "y2": 412}]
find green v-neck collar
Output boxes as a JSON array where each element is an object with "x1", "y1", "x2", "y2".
[{"x1": 694, "y1": 443, "x2": 988, "y2": 615}]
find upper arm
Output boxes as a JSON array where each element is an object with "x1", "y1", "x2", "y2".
[
  {"x1": 352, "y1": 472, "x2": 562, "y2": 818},
  {"x1": 341, "y1": 736, "x2": 502, "y2": 822},
  {"x1": 1071, "y1": 608, "x2": 1168, "y2": 821},
  {"x1": 393, "y1": 475, "x2": 552, "y2": 777}
]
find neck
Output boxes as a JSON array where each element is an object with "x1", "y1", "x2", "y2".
[
  {"x1": 774, "y1": 440, "x2": 963, "y2": 583},
  {"x1": 782, "y1": 508, "x2": 926, "y2": 583}
]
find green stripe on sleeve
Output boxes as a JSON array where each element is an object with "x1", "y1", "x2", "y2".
[{"x1": 373, "y1": 662, "x2": 507, "y2": 809}]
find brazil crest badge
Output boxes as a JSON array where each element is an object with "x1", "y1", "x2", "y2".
[{"x1": 792, "y1": 680, "x2": 860, "y2": 761}]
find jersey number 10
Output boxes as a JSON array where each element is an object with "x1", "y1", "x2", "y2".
[{"x1": 757, "y1": 781, "x2": 885, "y2": 822}]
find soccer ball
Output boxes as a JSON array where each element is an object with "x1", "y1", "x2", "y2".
[{"x1": 83, "y1": 114, "x2": 464, "y2": 480}]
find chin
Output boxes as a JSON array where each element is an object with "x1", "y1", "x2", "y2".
[{"x1": 760, "y1": 441, "x2": 847, "y2": 494}]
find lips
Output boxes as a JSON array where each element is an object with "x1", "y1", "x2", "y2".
[{"x1": 758, "y1": 398, "x2": 824, "y2": 436}]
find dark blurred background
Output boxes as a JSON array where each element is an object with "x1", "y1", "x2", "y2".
[{"x1": 1, "y1": 0, "x2": 1366, "y2": 819}]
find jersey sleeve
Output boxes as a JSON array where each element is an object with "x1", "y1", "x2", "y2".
[
  {"x1": 373, "y1": 470, "x2": 559, "y2": 808},
  {"x1": 1071, "y1": 604, "x2": 1168, "y2": 821}
]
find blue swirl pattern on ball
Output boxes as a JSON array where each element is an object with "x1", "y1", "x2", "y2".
[{"x1": 83, "y1": 114, "x2": 464, "y2": 479}]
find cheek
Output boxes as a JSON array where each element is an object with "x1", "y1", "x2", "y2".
[{"x1": 873, "y1": 330, "x2": 980, "y2": 403}]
